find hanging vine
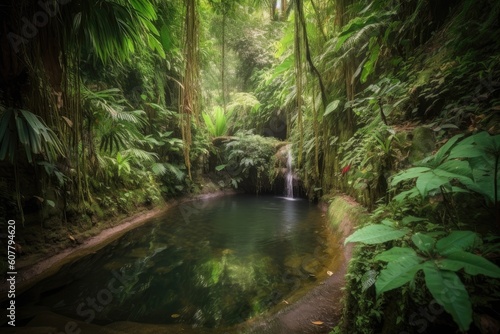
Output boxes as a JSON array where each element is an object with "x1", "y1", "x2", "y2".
[{"x1": 181, "y1": 0, "x2": 200, "y2": 180}]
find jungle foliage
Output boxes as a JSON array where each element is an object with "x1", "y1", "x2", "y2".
[{"x1": 1, "y1": 0, "x2": 499, "y2": 332}]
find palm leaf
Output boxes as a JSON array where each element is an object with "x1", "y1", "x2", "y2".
[
  {"x1": 0, "y1": 108, "x2": 64, "y2": 163},
  {"x1": 74, "y1": 0, "x2": 162, "y2": 63}
]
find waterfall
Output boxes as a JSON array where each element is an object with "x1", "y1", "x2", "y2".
[{"x1": 284, "y1": 146, "x2": 294, "y2": 198}]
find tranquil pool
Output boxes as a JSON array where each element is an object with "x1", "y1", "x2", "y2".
[{"x1": 19, "y1": 195, "x2": 336, "y2": 329}]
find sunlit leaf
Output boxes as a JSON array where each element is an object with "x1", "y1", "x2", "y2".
[{"x1": 345, "y1": 224, "x2": 410, "y2": 245}]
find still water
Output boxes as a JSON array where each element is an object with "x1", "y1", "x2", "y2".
[{"x1": 20, "y1": 195, "x2": 334, "y2": 329}]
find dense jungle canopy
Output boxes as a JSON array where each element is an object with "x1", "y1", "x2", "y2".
[{"x1": 1, "y1": 0, "x2": 500, "y2": 333}]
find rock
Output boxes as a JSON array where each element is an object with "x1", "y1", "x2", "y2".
[
  {"x1": 409, "y1": 126, "x2": 435, "y2": 163},
  {"x1": 300, "y1": 255, "x2": 321, "y2": 275}
]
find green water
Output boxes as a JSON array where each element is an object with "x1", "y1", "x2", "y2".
[{"x1": 21, "y1": 195, "x2": 334, "y2": 328}]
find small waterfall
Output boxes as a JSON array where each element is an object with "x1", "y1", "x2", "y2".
[{"x1": 284, "y1": 146, "x2": 294, "y2": 198}]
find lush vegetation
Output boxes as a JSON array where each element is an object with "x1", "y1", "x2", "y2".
[{"x1": 1, "y1": 0, "x2": 499, "y2": 332}]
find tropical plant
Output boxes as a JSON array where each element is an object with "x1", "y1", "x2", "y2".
[
  {"x1": 219, "y1": 132, "x2": 279, "y2": 192},
  {"x1": 202, "y1": 106, "x2": 233, "y2": 137},
  {"x1": 391, "y1": 131, "x2": 500, "y2": 223},
  {"x1": 0, "y1": 107, "x2": 64, "y2": 164},
  {"x1": 72, "y1": 0, "x2": 165, "y2": 63},
  {"x1": 346, "y1": 224, "x2": 500, "y2": 331}
]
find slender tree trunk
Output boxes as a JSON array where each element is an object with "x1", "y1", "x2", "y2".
[
  {"x1": 221, "y1": 13, "x2": 226, "y2": 112},
  {"x1": 181, "y1": 0, "x2": 200, "y2": 179},
  {"x1": 281, "y1": 0, "x2": 287, "y2": 20}
]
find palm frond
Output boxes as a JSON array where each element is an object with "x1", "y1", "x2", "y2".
[
  {"x1": 74, "y1": 0, "x2": 162, "y2": 63},
  {"x1": 0, "y1": 108, "x2": 64, "y2": 164},
  {"x1": 121, "y1": 148, "x2": 158, "y2": 163},
  {"x1": 151, "y1": 162, "x2": 185, "y2": 181}
]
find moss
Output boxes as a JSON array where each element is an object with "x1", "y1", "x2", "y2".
[
  {"x1": 409, "y1": 126, "x2": 435, "y2": 164},
  {"x1": 327, "y1": 196, "x2": 368, "y2": 232}
]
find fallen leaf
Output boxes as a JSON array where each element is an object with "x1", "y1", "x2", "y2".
[
  {"x1": 282, "y1": 300, "x2": 289, "y2": 305},
  {"x1": 327, "y1": 271, "x2": 333, "y2": 276},
  {"x1": 171, "y1": 314, "x2": 180, "y2": 318},
  {"x1": 311, "y1": 321, "x2": 324, "y2": 325},
  {"x1": 68, "y1": 235, "x2": 76, "y2": 242}
]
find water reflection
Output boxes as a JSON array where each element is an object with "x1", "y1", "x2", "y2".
[{"x1": 20, "y1": 195, "x2": 333, "y2": 329}]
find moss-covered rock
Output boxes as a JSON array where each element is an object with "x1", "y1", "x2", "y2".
[
  {"x1": 409, "y1": 126, "x2": 435, "y2": 164},
  {"x1": 327, "y1": 196, "x2": 368, "y2": 237}
]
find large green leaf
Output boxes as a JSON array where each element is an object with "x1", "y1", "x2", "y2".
[
  {"x1": 375, "y1": 247, "x2": 420, "y2": 262},
  {"x1": 411, "y1": 233, "x2": 436, "y2": 255},
  {"x1": 423, "y1": 263, "x2": 472, "y2": 331},
  {"x1": 434, "y1": 159, "x2": 473, "y2": 179},
  {"x1": 429, "y1": 134, "x2": 464, "y2": 167},
  {"x1": 415, "y1": 172, "x2": 450, "y2": 197},
  {"x1": 0, "y1": 108, "x2": 63, "y2": 163},
  {"x1": 76, "y1": 0, "x2": 159, "y2": 63},
  {"x1": 392, "y1": 187, "x2": 420, "y2": 202},
  {"x1": 202, "y1": 112, "x2": 216, "y2": 136},
  {"x1": 391, "y1": 167, "x2": 430, "y2": 186},
  {"x1": 401, "y1": 216, "x2": 428, "y2": 225},
  {"x1": 345, "y1": 224, "x2": 409, "y2": 245},
  {"x1": 435, "y1": 231, "x2": 480, "y2": 255},
  {"x1": 469, "y1": 132, "x2": 500, "y2": 155},
  {"x1": 438, "y1": 251, "x2": 500, "y2": 277},
  {"x1": 375, "y1": 254, "x2": 422, "y2": 296},
  {"x1": 449, "y1": 144, "x2": 484, "y2": 160},
  {"x1": 447, "y1": 132, "x2": 500, "y2": 204},
  {"x1": 214, "y1": 107, "x2": 228, "y2": 136}
]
